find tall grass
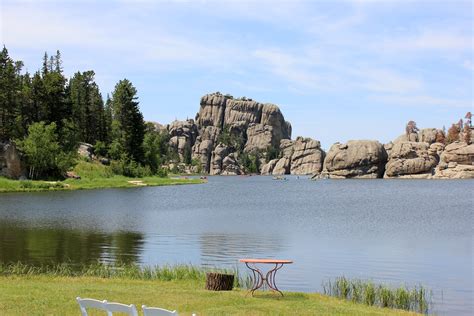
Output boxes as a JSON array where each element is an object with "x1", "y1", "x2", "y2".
[
  {"x1": 322, "y1": 276, "x2": 432, "y2": 314},
  {"x1": 0, "y1": 262, "x2": 248, "y2": 288}
]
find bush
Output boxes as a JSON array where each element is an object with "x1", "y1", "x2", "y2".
[
  {"x1": 15, "y1": 122, "x2": 75, "y2": 179},
  {"x1": 110, "y1": 157, "x2": 152, "y2": 177},
  {"x1": 94, "y1": 140, "x2": 108, "y2": 157}
]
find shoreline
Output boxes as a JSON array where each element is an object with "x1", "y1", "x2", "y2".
[{"x1": 0, "y1": 176, "x2": 204, "y2": 193}]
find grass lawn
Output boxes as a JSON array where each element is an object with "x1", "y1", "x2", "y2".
[
  {"x1": 0, "y1": 276, "x2": 420, "y2": 316},
  {"x1": 0, "y1": 161, "x2": 203, "y2": 193}
]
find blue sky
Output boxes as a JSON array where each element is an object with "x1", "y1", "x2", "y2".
[{"x1": 1, "y1": 0, "x2": 472, "y2": 149}]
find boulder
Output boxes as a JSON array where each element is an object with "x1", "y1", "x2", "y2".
[
  {"x1": 432, "y1": 142, "x2": 474, "y2": 179},
  {"x1": 272, "y1": 157, "x2": 290, "y2": 175},
  {"x1": 221, "y1": 153, "x2": 242, "y2": 175},
  {"x1": 323, "y1": 140, "x2": 387, "y2": 178},
  {"x1": 394, "y1": 132, "x2": 418, "y2": 143},
  {"x1": 192, "y1": 139, "x2": 213, "y2": 172},
  {"x1": 261, "y1": 158, "x2": 279, "y2": 175},
  {"x1": 261, "y1": 103, "x2": 292, "y2": 141},
  {"x1": 280, "y1": 139, "x2": 295, "y2": 158},
  {"x1": 432, "y1": 163, "x2": 474, "y2": 179},
  {"x1": 78, "y1": 142, "x2": 94, "y2": 160},
  {"x1": 290, "y1": 137, "x2": 325, "y2": 175},
  {"x1": 440, "y1": 142, "x2": 474, "y2": 165},
  {"x1": 148, "y1": 121, "x2": 168, "y2": 133},
  {"x1": 168, "y1": 119, "x2": 198, "y2": 161},
  {"x1": 384, "y1": 142, "x2": 439, "y2": 178},
  {"x1": 210, "y1": 144, "x2": 230, "y2": 175},
  {"x1": 0, "y1": 141, "x2": 23, "y2": 179},
  {"x1": 418, "y1": 128, "x2": 439, "y2": 144}
]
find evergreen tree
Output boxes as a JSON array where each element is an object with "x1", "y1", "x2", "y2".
[
  {"x1": 463, "y1": 124, "x2": 471, "y2": 144},
  {"x1": 0, "y1": 46, "x2": 22, "y2": 140},
  {"x1": 447, "y1": 123, "x2": 460, "y2": 144},
  {"x1": 110, "y1": 79, "x2": 145, "y2": 162},
  {"x1": 42, "y1": 52, "x2": 68, "y2": 128},
  {"x1": 68, "y1": 70, "x2": 105, "y2": 144}
]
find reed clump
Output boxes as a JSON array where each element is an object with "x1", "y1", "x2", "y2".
[{"x1": 322, "y1": 276, "x2": 431, "y2": 314}]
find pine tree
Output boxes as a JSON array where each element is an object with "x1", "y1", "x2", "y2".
[
  {"x1": 111, "y1": 79, "x2": 145, "y2": 162},
  {"x1": 0, "y1": 46, "x2": 22, "y2": 140},
  {"x1": 435, "y1": 130, "x2": 445, "y2": 144},
  {"x1": 68, "y1": 70, "x2": 105, "y2": 143},
  {"x1": 463, "y1": 124, "x2": 471, "y2": 144},
  {"x1": 446, "y1": 123, "x2": 460, "y2": 144}
]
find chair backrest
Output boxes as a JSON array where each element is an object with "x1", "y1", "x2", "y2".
[
  {"x1": 105, "y1": 301, "x2": 139, "y2": 316},
  {"x1": 142, "y1": 305, "x2": 178, "y2": 316},
  {"x1": 76, "y1": 297, "x2": 107, "y2": 316}
]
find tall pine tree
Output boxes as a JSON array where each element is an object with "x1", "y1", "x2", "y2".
[
  {"x1": 111, "y1": 79, "x2": 145, "y2": 162},
  {"x1": 0, "y1": 46, "x2": 22, "y2": 140}
]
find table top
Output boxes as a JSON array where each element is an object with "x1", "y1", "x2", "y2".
[{"x1": 239, "y1": 258, "x2": 293, "y2": 264}]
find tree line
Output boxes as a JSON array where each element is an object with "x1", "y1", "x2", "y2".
[{"x1": 0, "y1": 46, "x2": 169, "y2": 179}]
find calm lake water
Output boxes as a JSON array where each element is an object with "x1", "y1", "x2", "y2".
[{"x1": 0, "y1": 177, "x2": 472, "y2": 315}]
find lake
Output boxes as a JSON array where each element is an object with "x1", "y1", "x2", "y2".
[{"x1": 0, "y1": 177, "x2": 472, "y2": 315}]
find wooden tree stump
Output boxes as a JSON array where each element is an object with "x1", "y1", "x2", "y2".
[{"x1": 205, "y1": 272, "x2": 234, "y2": 291}]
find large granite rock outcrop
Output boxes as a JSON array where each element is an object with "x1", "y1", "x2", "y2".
[
  {"x1": 260, "y1": 137, "x2": 325, "y2": 176},
  {"x1": 0, "y1": 141, "x2": 23, "y2": 179},
  {"x1": 393, "y1": 128, "x2": 442, "y2": 145},
  {"x1": 168, "y1": 119, "x2": 198, "y2": 161},
  {"x1": 290, "y1": 137, "x2": 325, "y2": 175},
  {"x1": 322, "y1": 140, "x2": 387, "y2": 178},
  {"x1": 432, "y1": 142, "x2": 474, "y2": 179},
  {"x1": 196, "y1": 93, "x2": 227, "y2": 128},
  {"x1": 384, "y1": 142, "x2": 439, "y2": 178},
  {"x1": 191, "y1": 92, "x2": 293, "y2": 174}
]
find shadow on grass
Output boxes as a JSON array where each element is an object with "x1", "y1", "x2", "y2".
[{"x1": 246, "y1": 291, "x2": 309, "y2": 301}]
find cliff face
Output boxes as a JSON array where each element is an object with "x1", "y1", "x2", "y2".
[{"x1": 187, "y1": 92, "x2": 294, "y2": 174}]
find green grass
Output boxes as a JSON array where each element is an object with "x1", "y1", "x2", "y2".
[
  {"x1": 0, "y1": 263, "x2": 421, "y2": 315},
  {"x1": 322, "y1": 277, "x2": 431, "y2": 314},
  {"x1": 0, "y1": 276, "x2": 421, "y2": 316},
  {"x1": 0, "y1": 161, "x2": 203, "y2": 193}
]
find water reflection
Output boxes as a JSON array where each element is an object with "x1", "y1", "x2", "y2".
[{"x1": 0, "y1": 222, "x2": 144, "y2": 265}]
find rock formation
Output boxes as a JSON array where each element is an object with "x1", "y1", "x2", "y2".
[
  {"x1": 384, "y1": 142, "x2": 439, "y2": 178},
  {"x1": 77, "y1": 142, "x2": 94, "y2": 160},
  {"x1": 321, "y1": 140, "x2": 387, "y2": 178},
  {"x1": 0, "y1": 141, "x2": 23, "y2": 179},
  {"x1": 189, "y1": 92, "x2": 295, "y2": 174},
  {"x1": 158, "y1": 93, "x2": 473, "y2": 179},
  {"x1": 432, "y1": 142, "x2": 474, "y2": 179},
  {"x1": 260, "y1": 137, "x2": 325, "y2": 176},
  {"x1": 168, "y1": 119, "x2": 198, "y2": 161}
]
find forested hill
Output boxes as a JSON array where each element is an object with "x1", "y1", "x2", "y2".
[{"x1": 0, "y1": 47, "x2": 169, "y2": 179}]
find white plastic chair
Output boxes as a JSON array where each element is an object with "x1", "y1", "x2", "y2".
[
  {"x1": 142, "y1": 305, "x2": 178, "y2": 316},
  {"x1": 105, "y1": 301, "x2": 139, "y2": 316},
  {"x1": 76, "y1": 297, "x2": 107, "y2": 316}
]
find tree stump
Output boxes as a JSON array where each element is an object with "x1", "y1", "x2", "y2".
[{"x1": 205, "y1": 272, "x2": 234, "y2": 291}]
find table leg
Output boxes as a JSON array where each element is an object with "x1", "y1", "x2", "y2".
[
  {"x1": 265, "y1": 263, "x2": 284, "y2": 296},
  {"x1": 245, "y1": 263, "x2": 265, "y2": 296}
]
